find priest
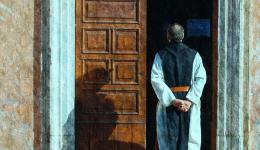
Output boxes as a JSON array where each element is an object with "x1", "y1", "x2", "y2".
[{"x1": 151, "y1": 23, "x2": 207, "y2": 150}]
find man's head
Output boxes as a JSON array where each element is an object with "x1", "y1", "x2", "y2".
[{"x1": 167, "y1": 23, "x2": 184, "y2": 43}]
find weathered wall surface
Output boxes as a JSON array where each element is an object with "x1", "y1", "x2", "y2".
[
  {"x1": 0, "y1": 0, "x2": 34, "y2": 149},
  {"x1": 249, "y1": 0, "x2": 260, "y2": 149}
]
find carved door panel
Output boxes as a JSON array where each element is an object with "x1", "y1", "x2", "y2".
[{"x1": 76, "y1": 0, "x2": 146, "y2": 149}]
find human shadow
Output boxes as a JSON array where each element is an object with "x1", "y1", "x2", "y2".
[
  {"x1": 62, "y1": 110, "x2": 75, "y2": 150},
  {"x1": 63, "y1": 68, "x2": 145, "y2": 150}
]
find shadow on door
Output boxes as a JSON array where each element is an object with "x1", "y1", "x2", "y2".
[{"x1": 147, "y1": 0, "x2": 215, "y2": 149}]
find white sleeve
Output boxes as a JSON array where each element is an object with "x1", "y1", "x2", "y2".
[
  {"x1": 151, "y1": 53, "x2": 176, "y2": 107},
  {"x1": 186, "y1": 53, "x2": 207, "y2": 105}
]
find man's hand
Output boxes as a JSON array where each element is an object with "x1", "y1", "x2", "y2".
[
  {"x1": 181, "y1": 100, "x2": 192, "y2": 112},
  {"x1": 172, "y1": 99, "x2": 192, "y2": 112}
]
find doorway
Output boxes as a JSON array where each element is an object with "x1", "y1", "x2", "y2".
[
  {"x1": 147, "y1": 0, "x2": 216, "y2": 149},
  {"x1": 44, "y1": 0, "x2": 252, "y2": 149},
  {"x1": 74, "y1": 0, "x2": 216, "y2": 149}
]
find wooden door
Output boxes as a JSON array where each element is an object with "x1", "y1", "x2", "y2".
[{"x1": 76, "y1": 0, "x2": 146, "y2": 149}]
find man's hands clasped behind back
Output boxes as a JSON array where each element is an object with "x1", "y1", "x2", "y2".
[{"x1": 172, "y1": 99, "x2": 192, "y2": 112}]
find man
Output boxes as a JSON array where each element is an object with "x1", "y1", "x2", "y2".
[{"x1": 151, "y1": 23, "x2": 207, "y2": 150}]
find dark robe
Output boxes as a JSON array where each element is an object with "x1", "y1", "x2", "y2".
[{"x1": 158, "y1": 42, "x2": 197, "y2": 150}]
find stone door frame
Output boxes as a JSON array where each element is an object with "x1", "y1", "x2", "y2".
[
  {"x1": 39, "y1": 0, "x2": 250, "y2": 149},
  {"x1": 41, "y1": 0, "x2": 75, "y2": 149}
]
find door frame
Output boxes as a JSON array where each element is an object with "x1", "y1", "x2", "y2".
[
  {"x1": 40, "y1": 0, "x2": 75, "y2": 149},
  {"x1": 38, "y1": 0, "x2": 250, "y2": 149},
  {"x1": 211, "y1": 0, "x2": 218, "y2": 149}
]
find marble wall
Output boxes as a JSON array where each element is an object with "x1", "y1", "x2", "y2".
[
  {"x1": 0, "y1": 0, "x2": 34, "y2": 149},
  {"x1": 249, "y1": 0, "x2": 260, "y2": 149}
]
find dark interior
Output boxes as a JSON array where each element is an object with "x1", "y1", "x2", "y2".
[{"x1": 147, "y1": 0, "x2": 213, "y2": 149}]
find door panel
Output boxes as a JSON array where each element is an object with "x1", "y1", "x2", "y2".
[{"x1": 76, "y1": 0, "x2": 146, "y2": 149}]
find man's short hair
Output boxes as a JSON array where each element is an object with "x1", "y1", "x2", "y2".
[{"x1": 167, "y1": 23, "x2": 184, "y2": 42}]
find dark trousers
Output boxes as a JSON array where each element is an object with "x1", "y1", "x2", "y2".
[{"x1": 166, "y1": 106, "x2": 191, "y2": 150}]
